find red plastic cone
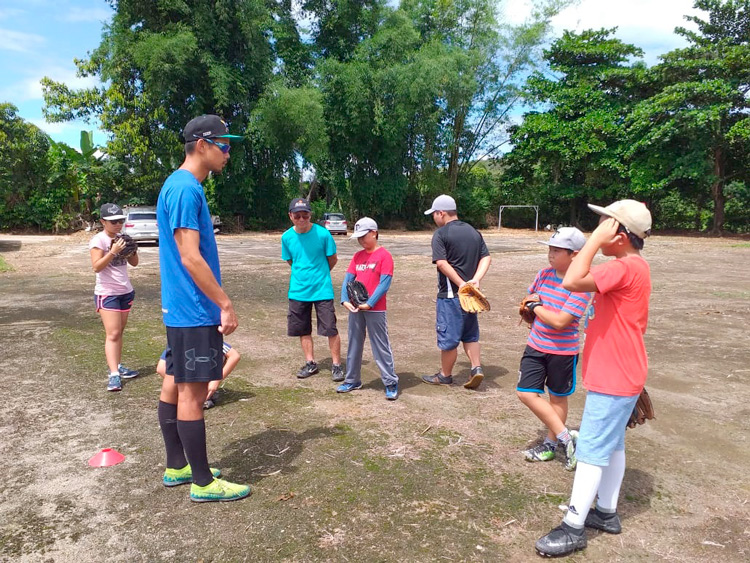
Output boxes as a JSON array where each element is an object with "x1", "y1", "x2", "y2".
[{"x1": 88, "y1": 448, "x2": 125, "y2": 467}]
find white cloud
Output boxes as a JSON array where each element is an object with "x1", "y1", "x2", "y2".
[
  {"x1": 62, "y1": 6, "x2": 113, "y2": 23},
  {"x1": 28, "y1": 118, "x2": 72, "y2": 135},
  {"x1": 0, "y1": 28, "x2": 45, "y2": 52},
  {"x1": 501, "y1": 0, "x2": 704, "y2": 63},
  {"x1": 0, "y1": 67, "x2": 100, "y2": 103},
  {"x1": 0, "y1": 8, "x2": 25, "y2": 21}
]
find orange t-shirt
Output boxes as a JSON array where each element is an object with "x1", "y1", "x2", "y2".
[{"x1": 582, "y1": 255, "x2": 651, "y2": 396}]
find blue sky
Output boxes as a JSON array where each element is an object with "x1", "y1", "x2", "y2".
[
  {"x1": 0, "y1": 0, "x2": 703, "y2": 150},
  {"x1": 0, "y1": 0, "x2": 113, "y2": 148}
]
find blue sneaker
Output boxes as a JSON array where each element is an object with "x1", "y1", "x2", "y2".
[
  {"x1": 336, "y1": 381, "x2": 362, "y2": 393},
  {"x1": 385, "y1": 384, "x2": 398, "y2": 401},
  {"x1": 107, "y1": 375, "x2": 122, "y2": 392},
  {"x1": 118, "y1": 364, "x2": 139, "y2": 379}
]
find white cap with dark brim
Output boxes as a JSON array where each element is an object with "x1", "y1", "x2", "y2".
[
  {"x1": 588, "y1": 200, "x2": 652, "y2": 239},
  {"x1": 351, "y1": 217, "x2": 378, "y2": 238},
  {"x1": 538, "y1": 226, "x2": 586, "y2": 251}
]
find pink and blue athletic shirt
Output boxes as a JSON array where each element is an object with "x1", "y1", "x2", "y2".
[{"x1": 527, "y1": 268, "x2": 591, "y2": 355}]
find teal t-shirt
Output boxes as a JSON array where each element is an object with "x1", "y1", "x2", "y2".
[{"x1": 281, "y1": 224, "x2": 337, "y2": 301}]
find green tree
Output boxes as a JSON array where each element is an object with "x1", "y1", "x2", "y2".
[
  {"x1": 0, "y1": 104, "x2": 52, "y2": 229},
  {"x1": 505, "y1": 29, "x2": 647, "y2": 226},
  {"x1": 42, "y1": 0, "x2": 279, "y2": 224},
  {"x1": 401, "y1": 0, "x2": 570, "y2": 192},
  {"x1": 627, "y1": 0, "x2": 750, "y2": 234}
]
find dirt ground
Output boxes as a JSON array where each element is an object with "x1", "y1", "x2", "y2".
[{"x1": 0, "y1": 229, "x2": 748, "y2": 562}]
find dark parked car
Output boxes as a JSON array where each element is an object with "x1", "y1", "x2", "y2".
[
  {"x1": 319, "y1": 213, "x2": 348, "y2": 235},
  {"x1": 123, "y1": 206, "x2": 158, "y2": 243}
]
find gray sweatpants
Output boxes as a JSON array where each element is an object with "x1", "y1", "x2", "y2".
[{"x1": 344, "y1": 310, "x2": 398, "y2": 386}]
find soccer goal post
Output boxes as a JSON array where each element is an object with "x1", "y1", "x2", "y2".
[{"x1": 497, "y1": 205, "x2": 539, "y2": 232}]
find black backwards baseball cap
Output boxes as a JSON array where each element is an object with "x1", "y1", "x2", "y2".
[
  {"x1": 289, "y1": 198, "x2": 312, "y2": 213},
  {"x1": 182, "y1": 114, "x2": 244, "y2": 142}
]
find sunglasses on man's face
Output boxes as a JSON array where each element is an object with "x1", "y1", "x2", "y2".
[
  {"x1": 292, "y1": 212, "x2": 310, "y2": 219},
  {"x1": 108, "y1": 219, "x2": 125, "y2": 224},
  {"x1": 204, "y1": 138, "x2": 231, "y2": 153}
]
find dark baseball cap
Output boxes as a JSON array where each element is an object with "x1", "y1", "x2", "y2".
[
  {"x1": 100, "y1": 203, "x2": 126, "y2": 220},
  {"x1": 182, "y1": 114, "x2": 244, "y2": 142},
  {"x1": 289, "y1": 198, "x2": 312, "y2": 213}
]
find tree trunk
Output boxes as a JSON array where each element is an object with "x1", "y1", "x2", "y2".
[
  {"x1": 569, "y1": 199, "x2": 577, "y2": 227},
  {"x1": 447, "y1": 110, "x2": 466, "y2": 191},
  {"x1": 710, "y1": 147, "x2": 725, "y2": 235}
]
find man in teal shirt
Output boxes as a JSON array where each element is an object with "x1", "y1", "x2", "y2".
[{"x1": 281, "y1": 198, "x2": 343, "y2": 381}]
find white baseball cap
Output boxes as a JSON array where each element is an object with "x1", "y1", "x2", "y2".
[
  {"x1": 538, "y1": 226, "x2": 586, "y2": 251},
  {"x1": 351, "y1": 217, "x2": 378, "y2": 238},
  {"x1": 588, "y1": 200, "x2": 652, "y2": 238},
  {"x1": 424, "y1": 194, "x2": 457, "y2": 215}
]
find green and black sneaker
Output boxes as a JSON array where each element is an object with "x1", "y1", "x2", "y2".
[{"x1": 523, "y1": 442, "x2": 556, "y2": 462}]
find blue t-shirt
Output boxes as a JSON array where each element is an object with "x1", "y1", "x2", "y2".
[
  {"x1": 281, "y1": 224, "x2": 337, "y2": 301},
  {"x1": 157, "y1": 169, "x2": 221, "y2": 327}
]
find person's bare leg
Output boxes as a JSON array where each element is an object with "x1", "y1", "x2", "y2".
[
  {"x1": 328, "y1": 334, "x2": 341, "y2": 364},
  {"x1": 300, "y1": 335, "x2": 314, "y2": 362},
  {"x1": 440, "y1": 348, "x2": 458, "y2": 377},
  {"x1": 463, "y1": 341, "x2": 481, "y2": 368},
  {"x1": 517, "y1": 391, "x2": 566, "y2": 438},
  {"x1": 548, "y1": 394, "x2": 569, "y2": 441},
  {"x1": 99, "y1": 309, "x2": 123, "y2": 373},
  {"x1": 160, "y1": 373, "x2": 178, "y2": 404}
]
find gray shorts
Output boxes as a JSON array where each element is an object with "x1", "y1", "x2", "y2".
[{"x1": 287, "y1": 299, "x2": 338, "y2": 337}]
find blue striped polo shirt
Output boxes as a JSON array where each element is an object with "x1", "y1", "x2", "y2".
[{"x1": 527, "y1": 268, "x2": 591, "y2": 355}]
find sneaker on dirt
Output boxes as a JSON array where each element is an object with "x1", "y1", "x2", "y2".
[{"x1": 297, "y1": 361, "x2": 319, "y2": 379}]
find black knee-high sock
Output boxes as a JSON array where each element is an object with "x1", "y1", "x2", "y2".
[
  {"x1": 176, "y1": 419, "x2": 213, "y2": 486},
  {"x1": 158, "y1": 401, "x2": 187, "y2": 469}
]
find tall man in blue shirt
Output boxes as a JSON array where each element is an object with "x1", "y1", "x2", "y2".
[
  {"x1": 281, "y1": 198, "x2": 343, "y2": 381},
  {"x1": 156, "y1": 115, "x2": 250, "y2": 502}
]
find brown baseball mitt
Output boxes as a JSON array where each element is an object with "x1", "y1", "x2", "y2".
[
  {"x1": 627, "y1": 387, "x2": 655, "y2": 428},
  {"x1": 111, "y1": 233, "x2": 138, "y2": 258},
  {"x1": 519, "y1": 293, "x2": 541, "y2": 326},
  {"x1": 458, "y1": 284, "x2": 490, "y2": 313}
]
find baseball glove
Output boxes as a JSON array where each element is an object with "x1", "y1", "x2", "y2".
[
  {"x1": 519, "y1": 294, "x2": 541, "y2": 326},
  {"x1": 626, "y1": 387, "x2": 655, "y2": 429},
  {"x1": 346, "y1": 280, "x2": 370, "y2": 307},
  {"x1": 458, "y1": 284, "x2": 490, "y2": 313},
  {"x1": 111, "y1": 233, "x2": 138, "y2": 258}
]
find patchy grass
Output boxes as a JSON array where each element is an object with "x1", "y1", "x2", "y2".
[{"x1": 0, "y1": 255, "x2": 13, "y2": 272}]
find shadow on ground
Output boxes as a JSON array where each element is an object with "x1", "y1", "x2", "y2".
[{"x1": 215, "y1": 426, "x2": 342, "y2": 484}]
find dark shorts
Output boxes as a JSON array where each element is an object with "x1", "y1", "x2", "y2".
[
  {"x1": 517, "y1": 345, "x2": 578, "y2": 396},
  {"x1": 436, "y1": 297, "x2": 479, "y2": 350},
  {"x1": 95, "y1": 290, "x2": 135, "y2": 312},
  {"x1": 164, "y1": 326, "x2": 223, "y2": 383},
  {"x1": 287, "y1": 299, "x2": 338, "y2": 337}
]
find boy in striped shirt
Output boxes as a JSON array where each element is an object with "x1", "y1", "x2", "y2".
[{"x1": 517, "y1": 227, "x2": 590, "y2": 471}]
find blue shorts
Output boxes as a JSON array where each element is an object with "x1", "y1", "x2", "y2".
[
  {"x1": 576, "y1": 390, "x2": 640, "y2": 466},
  {"x1": 95, "y1": 290, "x2": 135, "y2": 312},
  {"x1": 436, "y1": 297, "x2": 479, "y2": 351}
]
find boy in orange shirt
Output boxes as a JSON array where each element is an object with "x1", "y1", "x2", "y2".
[{"x1": 535, "y1": 200, "x2": 652, "y2": 557}]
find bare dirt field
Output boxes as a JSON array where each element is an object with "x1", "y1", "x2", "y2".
[{"x1": 0, "y1": 229, "x2": 748, "y2": 562}]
